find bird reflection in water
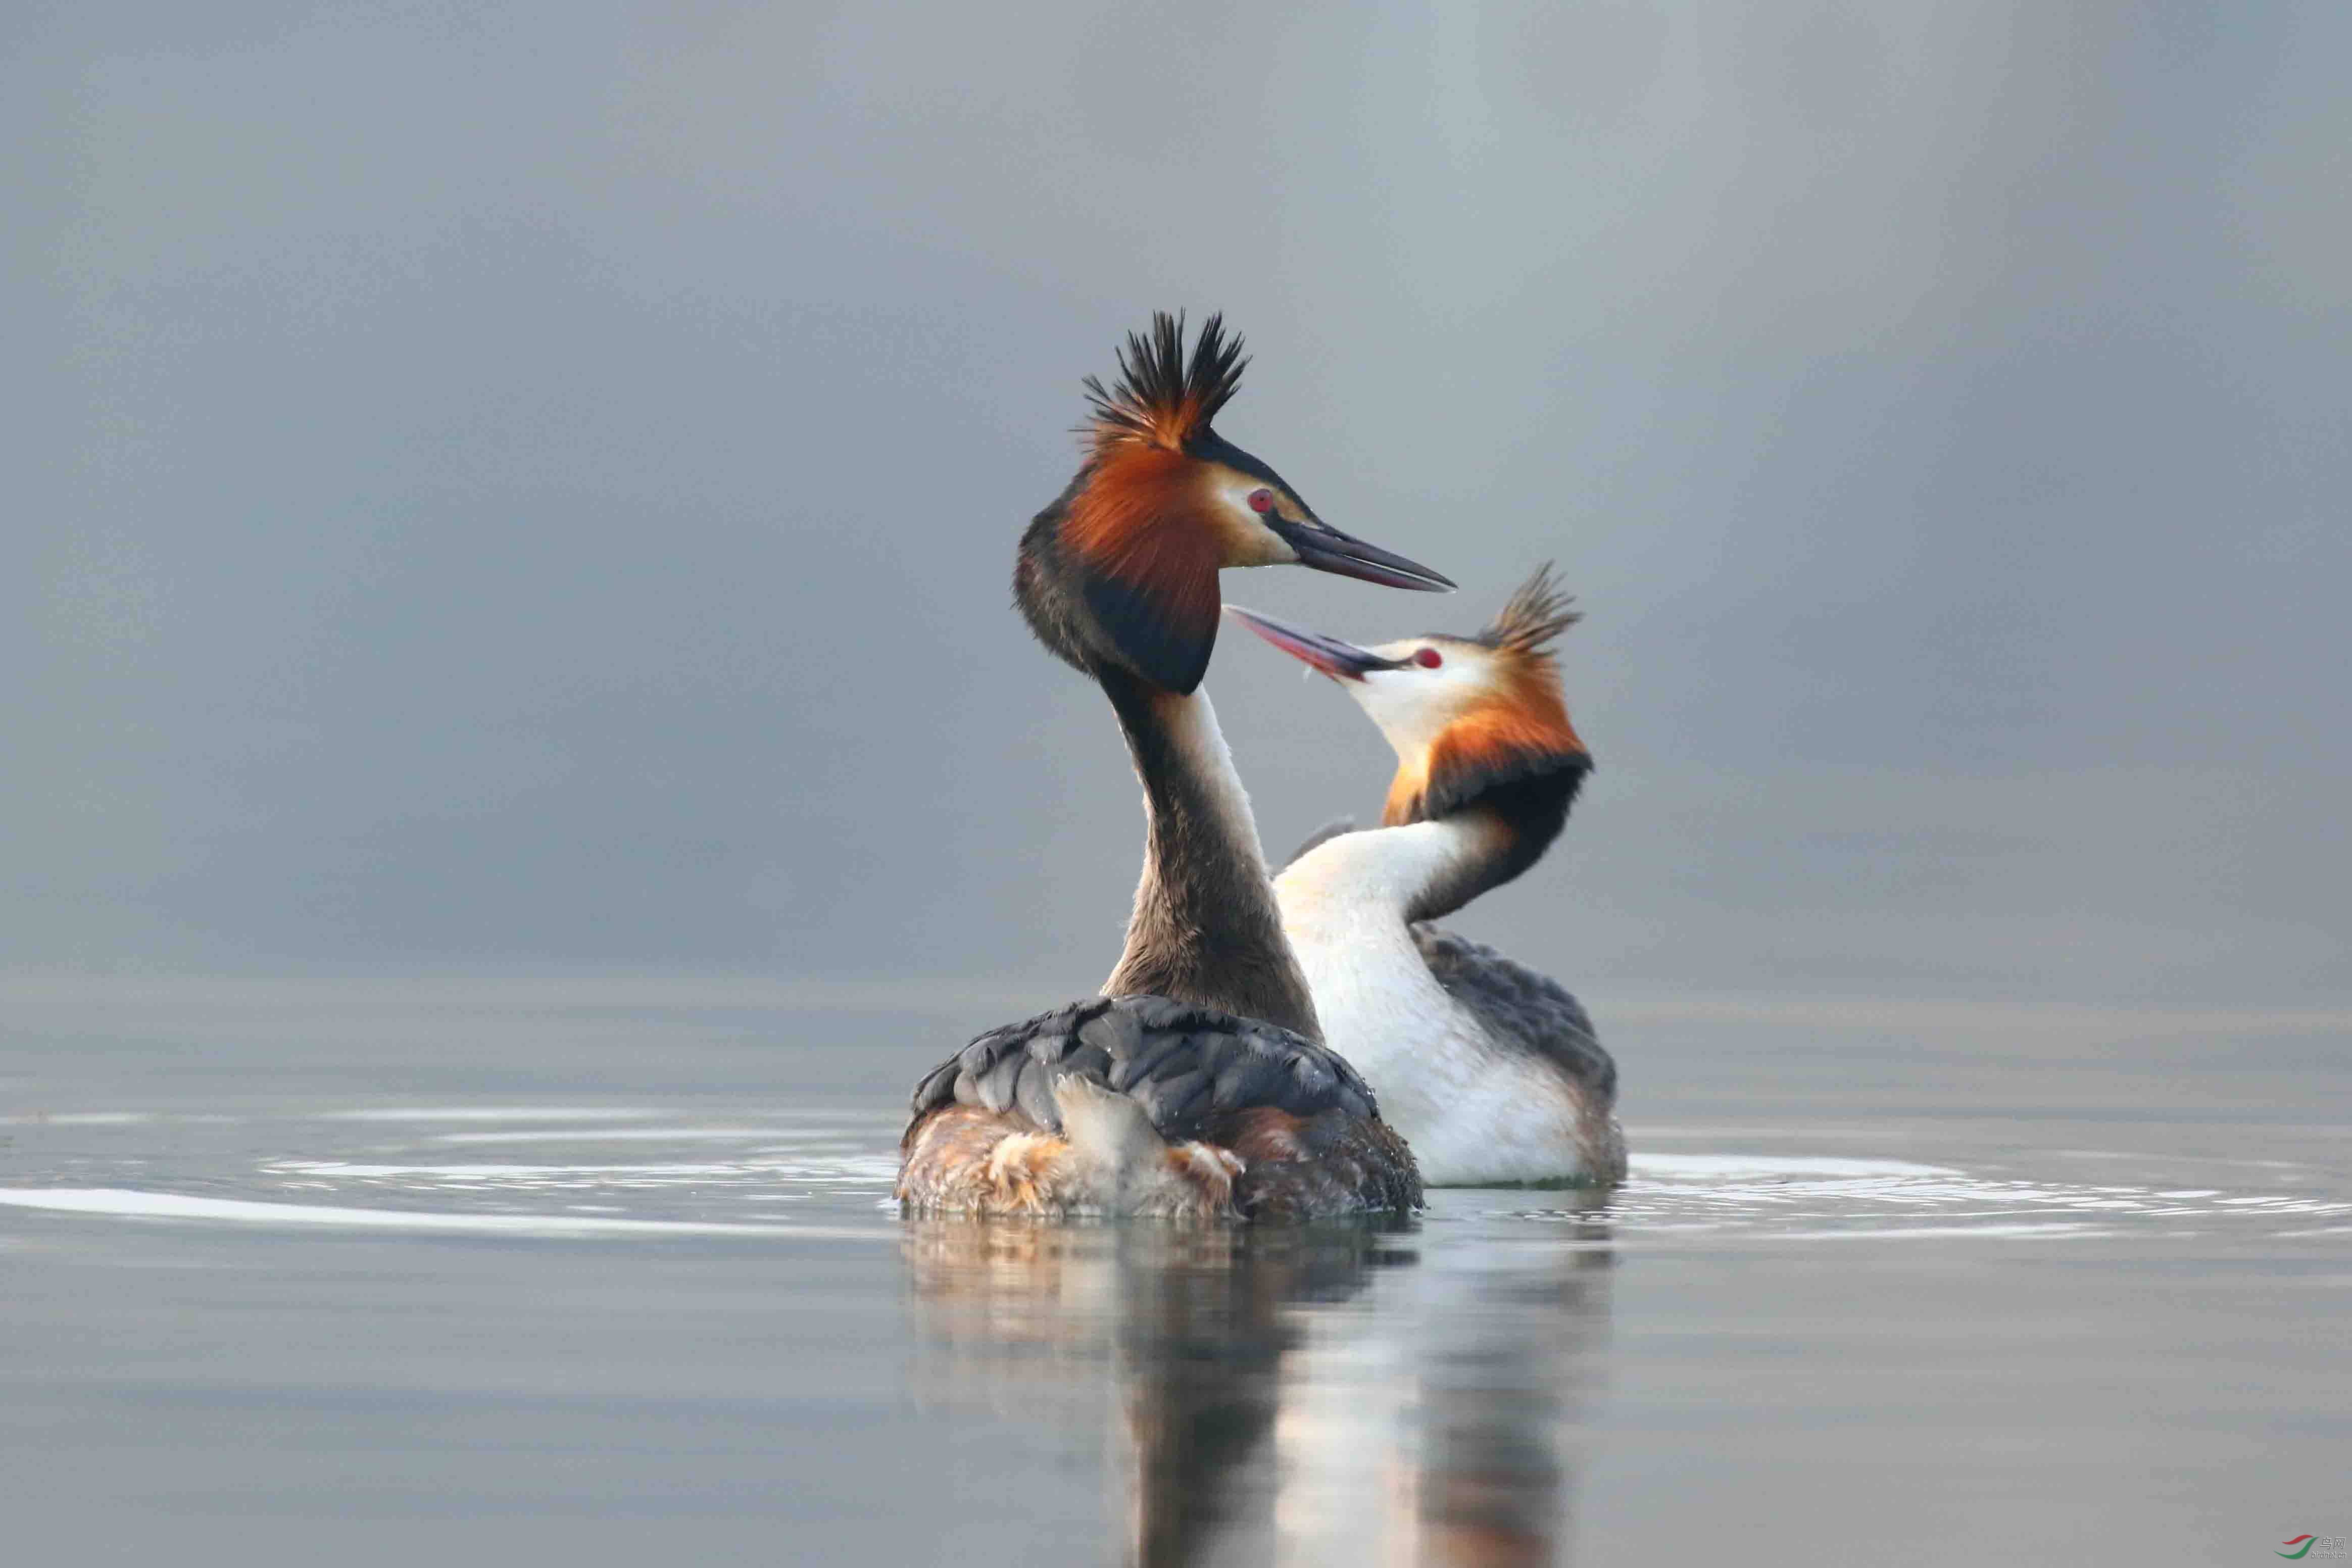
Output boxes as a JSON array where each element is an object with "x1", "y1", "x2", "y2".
[{"x1": 903, "y1": 1200, "x2": 1613, "y2": 1565}]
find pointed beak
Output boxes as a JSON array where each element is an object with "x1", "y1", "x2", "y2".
[
  {"x1": 1264, "y1": 516, "x2": 1455, "y2": 593},
  {"x1": 1222, "y1": 605, "x2": 1405, "y2": 681}
]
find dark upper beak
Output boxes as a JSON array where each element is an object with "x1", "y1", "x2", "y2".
[
  {"x1": 1222, "y1": 604, "x2": 1406, "y2": 681},
  {"x1": 1264, "y1": 515, "x2": 1455, "y2": 593}
]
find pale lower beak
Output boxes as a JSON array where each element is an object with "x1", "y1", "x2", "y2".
[{"x1": 1222, "y1": 605, "x2": 1405, "y2": 681}]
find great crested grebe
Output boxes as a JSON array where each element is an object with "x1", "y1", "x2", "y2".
[
  {"x1": 1226, "y1": 565, "x2": 1626, "y2": 1186},
  {"x1": 897, "y1": 313, "x2": 1449, "y2": 1220}
]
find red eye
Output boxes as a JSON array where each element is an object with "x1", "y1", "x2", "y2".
[
  {"x1": 1247, "y1": 488, "x2": 1275, "y2": 514},
  {"x1": 1413, "y1": 648, "x2": 1443, "y2": 669}
]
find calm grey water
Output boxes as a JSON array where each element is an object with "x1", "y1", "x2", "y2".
[{"x1": 5, "y1": 978, "x2": 2346, "y2": 1566}]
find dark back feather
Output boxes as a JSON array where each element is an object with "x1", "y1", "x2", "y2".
[
  {"x1": 1410, "y1": 924, "x2": 1615, "y2": 1102},
  {"x1": 906, "y1": 994, "x2": 1381, "y2": 1146}
]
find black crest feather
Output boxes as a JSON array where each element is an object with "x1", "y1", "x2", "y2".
[
  {"x1": 1081, "y1": 311, "x2": 1249, "y2": 452},
  {"x1": 1477, "y1": 562, "x2": 1582, "y2": 659}
]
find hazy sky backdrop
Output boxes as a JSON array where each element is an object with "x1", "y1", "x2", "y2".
[{"x1": 10, "y1": 2, "x2": 2346, "y2": 1007}]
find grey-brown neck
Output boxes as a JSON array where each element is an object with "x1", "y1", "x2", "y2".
[{"x1": 1097, "y1": 667, "x2": 1322, "y2": 1040}]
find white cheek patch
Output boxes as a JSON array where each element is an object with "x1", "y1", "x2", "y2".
[
  {"x1": 1212, "y1": 477, "x2": 1295, "y2": 565},
  {"x1": 1347, "y1": 657, "x2": 1492, "y2": 754}
]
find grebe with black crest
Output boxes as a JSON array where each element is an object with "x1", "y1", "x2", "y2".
[
  {"x1": 1226, "y1": 565, "x2": 1624, "y2": 1187},
  {"x1": 896, "y1": 314, "x2": 1449, "y2": 1220}
]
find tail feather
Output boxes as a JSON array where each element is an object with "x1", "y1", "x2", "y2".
[
  {"x1": 1052, "y1": 1075, "x2": 1241, "y2": 1218},
  {"x1": 1053, "y1": 1074, "x2": 1167, "y2": 1177}
]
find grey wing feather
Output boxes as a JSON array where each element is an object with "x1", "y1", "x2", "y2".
[
  {"x1": 1133, "y1": 1067, "x2": 1212, "y2": 1129},
  {"x1": 904, "y1": 994, "x2": 1388, "y2": 1144},
  {"x1": 1280, "y1": 817, "x2": 1358, "y2": 870},
  {"x1": 1110, "y1": 1030, "x2": 1187, "y2": 1092},
  {"x1": 1410, "y1": 924, "x2": 1616, "y2": 1105},
  {"x1": 1010, "y1": 1055, "x2": 1059, "y2": 1128}
]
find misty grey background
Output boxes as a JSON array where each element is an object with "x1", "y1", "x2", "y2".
[{"x1": 10, "y1": 3, "x2": 2346, "y2": 1006}]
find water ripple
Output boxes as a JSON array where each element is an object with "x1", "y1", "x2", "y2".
[
  {"x1": 4, "y1": 1108, "x2": 2344, "y2": 1246},
  {"x1": 1541, "y1": 1151, "x2": 2352, "y2": 1240}
]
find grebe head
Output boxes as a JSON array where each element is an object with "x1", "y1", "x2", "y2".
[
  {"x1": 1015, "y1": 313, "x2": 1452, "y2": 695},
  {"x1": 1226, "y1": 563, "x2": 1590, "y2": 825}
]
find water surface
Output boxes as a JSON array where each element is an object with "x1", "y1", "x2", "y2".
[{"x1": 5, "y1": 978, "x2": 2346, "y2": 1564}]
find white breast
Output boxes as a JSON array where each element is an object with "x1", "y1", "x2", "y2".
[{"x1": 1275, "y1": 827, "x2": 1601, "y2": 1186}]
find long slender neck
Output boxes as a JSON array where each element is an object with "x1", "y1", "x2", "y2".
[
  {"x1": 1282, "y1": 762, "x2": 1584, "y2": 932},
  {"x1": 1097, "y1": 667, "x2": 1321, "y2": 1040},
  {"x1": 1275, "y1": 812, "x2": 1505, "y2": 932}
]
